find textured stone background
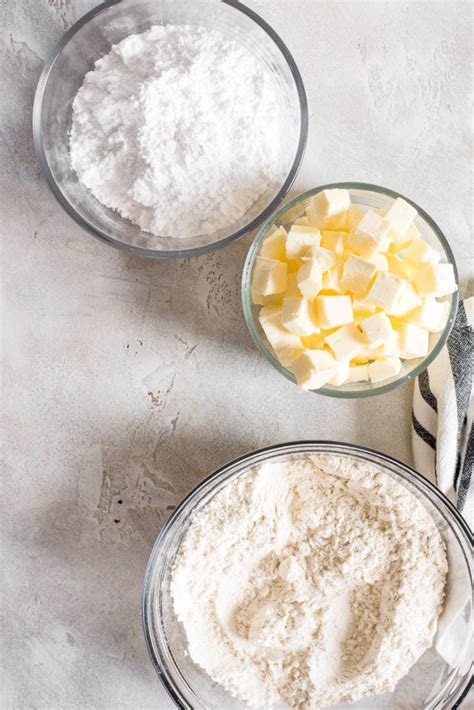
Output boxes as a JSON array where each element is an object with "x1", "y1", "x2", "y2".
[{"x1": 1, "y1": 1, "x2": 472, "y2": 708}]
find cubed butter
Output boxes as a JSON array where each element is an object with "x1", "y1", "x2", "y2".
[
  {"x1": 368, "y1": 357, "x2": 402, "y2": 383},
  {"x1": 413, "y1": 263, "x2": 457, "y2": 297},
  {"x1": 252, "y1": 256, "x2": 287, "y2": 295},
  {"x1": 251, "y1": 290, "x2": 283, "y2": 307},
  {"x1": 321, "y1": 266, "x2": 344, "y2": 294},
  {"x1": 305, "y1": 245, "x2": 338, "y2": 272},
  {"x1": 300, "y1": 331, "x2": 333, "y2": 349},
  {"x1": 347, "y1": 205, "x2": 364, "y2": 232},
  {"x1": 407, "y1": 297, "x2": 449, "y2": 332},
  {"x1": 366, "y1": 271, "x2": 406, "y2": 313},
  {"x1": 287, "y1": 258, "x2": 304, "y2": 274},
  {"x1": 260, "y1": 226, "x2": 287, "y2": 261},
  {"x1": 403, "y1": 237, "x2": 440, "y2": 266},
  {"x1": 384, "y1": 197, "x2": 417, "y2": 238},
  {"x1": 340, "y1": 255, "x2": 376, "y2": 294},
  {"x1": 292, "y1": 349, "x2": 336, "y2": 390},
  {"x1": 308, "y1": 189, "x2": 351, "y2": 230},
  {"x1": 297, "y1": 259, "x2": 323, "y2": 300},
  {"x1": 259, "y1": 308, "x2": 303, "y2": 366},
  {"x1": 346, "y1": 364, "x2": 370, "y2": 383},
  {"x1": 377, "y1": 330, "x2": 402, "y2": 358},
  {"x1": 389, "y1": 281, "x2": 421, "y2": 317},
  {"x1": 328, "y1": 360, "x2": 350, "y2": 386},
  {"x1": 286, "y1": 225, "x2": 321, "y2": 259},
  {"x1": 347, "y1": 210, "x2": 392, "y2": 257},
  {"x1": 315, "y1": 295, "x2": 354, "y2": 329},
  {"x1": 399, "y1": 322, "x2": 429, "y2": 359},
  {"x1": 387, "y1": 254, "x2": 419, "y2": 281},
  {"x1": 368, "y1": 253, "x2": 389, "y2": 272},
  {"x1": 285, "y1": 272, "x2": 301, "y2": 298},
  {"x1": 359, "y1": 312, "x2": 394, "y2": 349},
  {"x1": 320, "y1": 231, "x2": 346, "y2": 255},
  {"x1": 325, "y1": 323, "x2": 366, "y2": 361},
  {"x1": 252, "y1": 193, "x2": 453, "y2": 391},
  {"x1": 281, "y1": 297, "x2": 319, "y2": 336}
]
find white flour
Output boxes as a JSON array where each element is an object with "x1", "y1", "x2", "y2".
[
  {"x1": 70, "y1": 25, "x2": 283, "y2": 239},
  {"x1": 171, "y1": 454, "x2": 447, "y2": 709}
]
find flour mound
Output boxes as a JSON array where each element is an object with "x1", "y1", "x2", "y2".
[
  {"x1": 171, "y1": 454, "x2": 447, "y2": 709},
  {"x1": 70, "y1": 25, "x2": 284, "y2": 239}
]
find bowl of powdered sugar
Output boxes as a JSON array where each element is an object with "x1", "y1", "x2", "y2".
[
  {"x1": 33, "y1": 0, "x2": 308, "y2": 257},
  {"x1": 143, "y1": 442, "x2": 473, "y2": 710}
]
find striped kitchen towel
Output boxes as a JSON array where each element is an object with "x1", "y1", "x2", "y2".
[{"x1": 412, "y1": 296, "x2": 473, "y2": 529}]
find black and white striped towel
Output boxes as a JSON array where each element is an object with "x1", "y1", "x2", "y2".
[{"x1": 412, "y1": 296, "x2": 473, "y2": 529}]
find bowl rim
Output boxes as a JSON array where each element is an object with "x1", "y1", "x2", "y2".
[
  {"x1": 142, "y1": 439, "x2": 473, "y2": 710},
  {"x1": 241, "y1": 182, "x2": 460, "y2": 398},
  {"x1": 32, "y1": 0, "x2": 309, "y2": 259}
]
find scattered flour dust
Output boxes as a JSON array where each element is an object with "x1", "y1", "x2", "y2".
[
  {"x1": 171, "y1": 454, "x2": 448, "y2": 709},
  {"x1": 70, "y1": 25, "x2": 284, "y2": 239}
]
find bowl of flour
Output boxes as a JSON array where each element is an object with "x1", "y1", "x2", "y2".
[
  {"x1": 143, "y1": 442, "x2": 473, "y2": 710},
  {"x1": 33, "y1": 0, "x2": 308, "y2": 257}
]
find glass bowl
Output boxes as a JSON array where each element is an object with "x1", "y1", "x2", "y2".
[
  {"x1": 143, "y1": 441, "x2": 473, "y2": 710},
  {"x1": 32, "y1": 0, "x2": 308, "y2": 259},
  {"x1": 241, "y1": 183, "x2": 459, "y2": 398}
]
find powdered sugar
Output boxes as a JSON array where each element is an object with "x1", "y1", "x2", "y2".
[
  {"x1": 70, "y1": 25, "x2": 284, "y2": 239},
  {"x1": 171, "y1": 454, "x2": 447, "y2": 709}
]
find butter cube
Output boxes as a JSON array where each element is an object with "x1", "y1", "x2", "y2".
[
  {"x1": 387, "y1": 254, "x2": 419, "y2": 281},
  {"x1": 325, "y1": 323, "x2": 366, "y2": 361},
  {"x1": 301, "y1": 333, "x2": 326, "y2": 349},
  {"x1": 320, "y1": 231, "x2": 346, "y2": 255},
  {"x1": 366, "y1": 272, "x2": 406, "y2": 313},
  {"x1": 378, "y1": 330, "x2": 401, "y2": 358},
  {"x1": 359, "y1": 312, "x2": 394, "y2": 349},
  {"x1": 328, "y1": 360, "x2": 350, "y2": 386},
  {"x1": 368, "y1": 254, "x2": 389, "y2": 272},
  {"x1": 285, "y1": 272, "x2": 301, "y2": 297},
  {"x1": 251, "y1": 290, "x2": 283, "y2": 307},
  {"x1": 286, "y1": 225, "x2": 321, "y2": 259},
  {"x1": 287, "y1": 258, "x2": 304, "y2": 274},
  {"x1": 292, "y1": 349, "x2": 336, "y2": 390},
  {"x1": 259, "y1": 305, "x2": 281, "y2": 322},
  {"x1": 347, "y1": 211, "x2": 392, "y2": 257},
  {"x1": 260, "y1": 226, "x2": 287, "y2": 261},
  {"x1": 297, "y1": 259, "x2": 323, "y2": 300},
  {"x1": 389, "y1": 222, "x2": 418, "y2": 251},
  {"x1": 408, "y1": 297, "x2": 449, "y2": 332},
  {"x1": 346, "y1": 364, "x2": 370, "y2": 383},
  {"x1": 321, "y1": 266, "x2": 344, "y2": 294},
  {"x1": 294, "y1": 216, "x2": 310, "y2": 226},
  {"x1": 315, "y1": 295, "x2": 354, "y2": 329},
  {"x1": 281, "y1": 297, "x2": 318, "y2": 336},
  {"x1": 368, "y1": 357, "x2": 402, "y2": 383},
  {"x1": 308, "y1": 189, "x2": 351, "y2": 230},
  {"x1": 384, "y1": 197, "x2": 417, "y2": 238},
  {"x1": 352, "y1": 298, "x2": 376, "y2": 319},
  {"x1": 252, "y1": 256, "x2": 287, "y2": 295},
  {"x1": 399, "y1": 322, "x2": 429, "y2": 359},
  {"x1": 305, "y1": 246, "x2": 338, "y2": 272},
  {"x1": 389, "y1": 281, "x2": 421, "y2": 317},
  {"x1": 347, "y1": 205, "x2": 364, "y2": 232},
  {"x1": 403, "y1": 237, "x2": 440, "y2": 266},
  {"x1": 259, "y1": 308, "x2": 303, "y2": 366},
  {"x1": 413, "y1": 263, "x2": 457, "y2": 297},
  {"x1": 340, "y1": 255, "x2": 376, "y2": 294}
]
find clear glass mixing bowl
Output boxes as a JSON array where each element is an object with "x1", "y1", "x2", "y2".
[
  {"x1": 241, "y1": 183, "x2": 459, "y2": 398},
  {"x1": 33, "y1": 0, "x2": 308, "y2": 258},
  {"x1": 142, "y1": 441, "x2": 473, "y2": 710}
]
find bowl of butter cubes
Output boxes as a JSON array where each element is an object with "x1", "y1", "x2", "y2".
[{"x1": 242, "y1": 182, "x2": 459, "y2": 397}]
